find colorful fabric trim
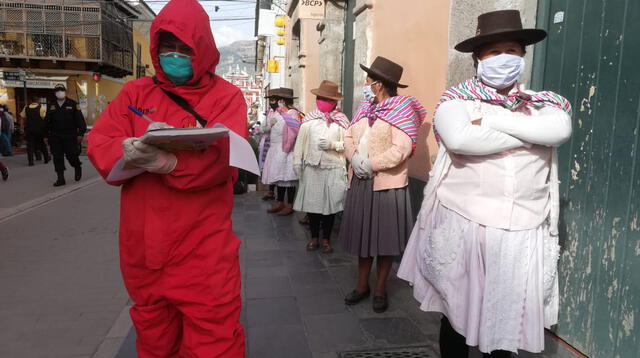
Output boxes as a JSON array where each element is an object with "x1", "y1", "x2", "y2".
[
  {"x1": 352, "y1": 95, "x2": 427, "y2": 144},
  {"x1": 434, "y1": 77, "x2": 572, "y2": 142},
  {"x1": 280, "y1": 108, "x2": 301, "y2": 153},
  {"x1": 280, "y1": 108, "x2": 302, "y2": 131},
  {"x1": 305, "y1": 109, "x2": 351, "y2": 129},
  {"x1": 440, "y1": 77, "x2": 572, "y2": 114}
]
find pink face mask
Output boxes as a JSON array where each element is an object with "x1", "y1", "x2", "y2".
[{"x1": 316, "y1": 99, "x2": 337, "y2": 113}]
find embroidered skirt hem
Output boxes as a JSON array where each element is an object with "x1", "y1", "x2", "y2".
[{"x1": 407, "y1": 201, "x2": 560, "y2": 354}]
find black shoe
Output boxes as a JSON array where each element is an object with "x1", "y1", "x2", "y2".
[
  {"x1": 344, "y1": 289, "x2": 370, "y2": 305},
  {"x1": 74, "y1": 165, "x2": 82, "y2": 181},
  {"x1": 44, "y1": 156, "x2": 50, "y2": 164},
  {"x1": 53, "y1": 172, "x2": 66, "y2": 187},
  {"x1": 28, "y1": 162, "x2": 34, "y2": 166},
  {"x1": 372, "y1": 294, "x2": 389, "y2": 313},
  {"x1": 1, "y1": 166, "x2": 8, "y2": 181}
]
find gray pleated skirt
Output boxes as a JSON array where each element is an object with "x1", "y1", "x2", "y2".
[{"x1": 340, "y1": 177, "x2": 413, "y2": 257}]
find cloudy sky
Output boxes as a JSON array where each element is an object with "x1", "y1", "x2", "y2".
[{"x1": 147, "y1": 0, "x2": 256, "y2": 47}]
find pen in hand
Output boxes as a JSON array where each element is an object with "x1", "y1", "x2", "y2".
[{"x1": 128, "y1": 105, "x2": 156, "y2": 123}]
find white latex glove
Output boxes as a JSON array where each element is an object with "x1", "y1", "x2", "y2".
[
  {"x1": 360, "y1": 157, "x2": 373, "y2": 178},
  {"x1": 146, "y1": 121, "x2": 173, "y2": 131},
  {"x1": 122, "y1": 138, "x2": 177, "y2": 174},
  {"x1": 351, "y1": 153, "x2": 369, "y2": 179},
  {"x1": 293, "y1": 164, "x2": 302, "y2": 177},
  {"x1": 318, "y1": 137, "x2": 332, "y2": 151}
]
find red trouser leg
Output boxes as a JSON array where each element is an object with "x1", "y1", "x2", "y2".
[
  {"x1": 130, "y1": 299, "x2": 183, "y2": 358},
  {"x1": 178, "y1": 296, "x2": 245, "y2": 358}
]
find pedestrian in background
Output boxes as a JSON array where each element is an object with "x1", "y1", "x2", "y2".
[
  {"x1": 0, "y1": 160, "x2": 8, "y2": 181},
  {"x1": 341, "y1": 57, "x2": 426, "y2": 313},
  {"x1": 398, "y1": 10, "x2": 572, "y2": 357},
  {"x1": 0, "y1": 105, "x2": 14, "y2": 156},
  {"x1": 293, "y1": 80, "x2": 350, "y2": 254},
  {"x1": 20, "y1": 96, "x2": 50, "y2": 166},
  {"x1": 261, "y1": 88, "x2": 301, "y2": 216},
  {"x1": 259, "y1": 89, "x2": 278, "y2": 201},
  {"x1": 45, "y1": 84, "x2": 86, "y2": 186}
]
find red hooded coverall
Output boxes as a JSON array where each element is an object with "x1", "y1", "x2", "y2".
[{"x1": 87, "y1": 0, "x2": 246, "y2": 356}]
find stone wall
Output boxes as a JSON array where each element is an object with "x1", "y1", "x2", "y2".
[
  {"x1": 318, "y1": 1, "x2": 346, "y2": 86},
  {"x1": 351, "y1": 0, "x2": 373, "y2": 115},
  {"x1": 446, "y1": 0, "x2": 539, "y2": 87}
]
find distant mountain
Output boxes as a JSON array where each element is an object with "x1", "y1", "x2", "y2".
[{"x1": 216, "y1": 40, "x2": 257, "y2": 76}]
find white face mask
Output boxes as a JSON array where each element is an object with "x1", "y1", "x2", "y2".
[
  {"x1": 362, "y1": 81, "x2": 378, "y2": 102},
  {"x1": 476, "y1": 54, "x2": 525, "y2": 89},
  {"x1": 55, "y1": 91, "x2": 66, "y2": 100},
  {"x1": 277, "y1": 100, "x2": 286, "y2": 109}
]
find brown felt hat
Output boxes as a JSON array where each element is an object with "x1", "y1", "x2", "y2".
[
  {"x1": 359, "y1": 56, "x2": 408, "y2": 88},
  {"x1": 265, "y1": 87, "x2": 297, "y2": 99},
  {"x1": 265, "y1": 88, "x2": 280, "y2": 98},
  {"x1": 310, "y1": 80, "x2": 343, "y2": 101},
  {"x1": 455, "y1": 10, "x2": 547, "y2": 53}
]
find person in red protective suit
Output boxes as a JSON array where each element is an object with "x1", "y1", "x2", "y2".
[{"x1": 87, "y1": 0, "x2": 246, "y2": 356}]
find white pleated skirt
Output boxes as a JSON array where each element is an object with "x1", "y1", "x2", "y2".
[
  {"x1": 414, "y1": 201, "x2": 560, "y2": 354},
  {"x1": 293, "y1": 165, "x2": 347, "y2": 215}
]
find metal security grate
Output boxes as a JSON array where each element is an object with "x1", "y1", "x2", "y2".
[{"x1": 339, "y1": 346, "x2": 432, "y2": 358}]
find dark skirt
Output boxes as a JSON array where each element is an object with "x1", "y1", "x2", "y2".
[{"x1": 339, "y1": 177, "x2": 413, "y2": 257}]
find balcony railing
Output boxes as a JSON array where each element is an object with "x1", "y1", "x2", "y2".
[{"x1": 0, "y1": 0, "x2": 133, "y2": 75}]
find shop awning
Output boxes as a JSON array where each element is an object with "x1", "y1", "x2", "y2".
[{"x1": 0, "y1": 71, "x2": 68, "y2": 89}]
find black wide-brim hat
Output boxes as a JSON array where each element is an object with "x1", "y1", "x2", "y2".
[
  {"x1": 360, "y1": 56, "x2": 408, "y2": 88},
  {"x1": 455, "y1": 10, "x2": 547, "y2": 53}
]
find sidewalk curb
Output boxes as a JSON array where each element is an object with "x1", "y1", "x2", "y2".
[
  {"x1": 0, "y1": 176, "x2": 102, "y2": 223},
  {"x1": 91, "y1": 305, "x2": 133, "y2": 358}
]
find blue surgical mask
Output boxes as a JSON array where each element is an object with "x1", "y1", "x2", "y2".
[{"x1": 159, "y1": 52, "x2": 193, "y2": 85}]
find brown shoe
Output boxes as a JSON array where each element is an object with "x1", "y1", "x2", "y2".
[
  {"x1": 267, "y1": 201, "x2": 285, "y2": 213},
  {"x1": 306, "y1": 238, "x2": 319, "y2": 251},
  {"x1": 321, "y1": 239, "x2": 333, "y2": 254},
  {"x1": 277, "y1": 204, "x2": 294, "y2": 216}
]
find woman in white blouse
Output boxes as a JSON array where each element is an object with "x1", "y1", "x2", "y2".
[
  {"x1": 398, "y1": 10, "x2": 572, "y2": 358},
  {"x1": 293, "y1": 80, "x2": 350, "y2": 253}
]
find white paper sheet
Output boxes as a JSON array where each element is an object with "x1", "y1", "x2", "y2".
[
  {"x1": 106, "y1": 157, "x2": 145, "y2": 182},
  {"x1": 106, "y1": 125, "x2": 260, "y2": 182},
  {"x1": 214, "y1": 124, "x2": 261, "y2": 175}
]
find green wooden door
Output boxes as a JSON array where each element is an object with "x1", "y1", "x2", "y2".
[{"x1": 532, "y1": 1, "x2": 639, "y2": 357}]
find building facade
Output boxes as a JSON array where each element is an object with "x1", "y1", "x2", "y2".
[
  {"x1": 223, "y1": 64, "x2": 263, "y2": 108},
  {"x1": 0, "y1": 0, "x2": 154, "y2": 124},
  {"x1": 255, "y1": 0, "x2": 287, "y2": 98}
]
